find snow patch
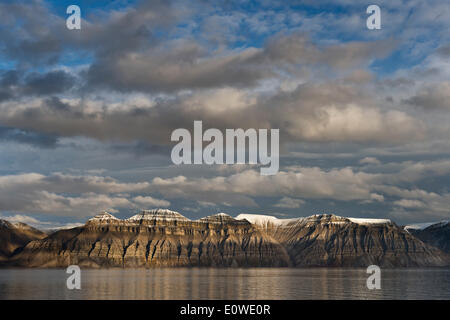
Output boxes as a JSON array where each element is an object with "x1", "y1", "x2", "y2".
[
  {"x1": 236, "y1": 214, "x2": 392, "y2": 227},
  {"x1": 347, "y1": 218, "x2": 391, "y2": 225},
  {"x1": 127, "y1": 209, "x2": 190, "y2": 222},
  {"x1": 235, "y1": 214, "x2": 298, "y2": 226},
  {"x1": 404, "y1": 221, "x2": 449, "y2": 231},
  {"x1": 88, "y1": 211, "x2": 119, "y2": 222},
  {"x1": 199, "y1": 213, "x2": 237, "y2": 223}
]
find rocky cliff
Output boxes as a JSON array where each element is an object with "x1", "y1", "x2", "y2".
[
  {"x1": 4, "y1": 210, "x2": 450, "y2": 268},
  {"x1": 407, "y1": 222, "x2": 450, "y2": 254},
  {"x1": 0, "y1": 219, "x2": 46, "y2": 261},
  {"x1": 237, "y1": 214, "x2": 448, "y2": 267},
  {"x1": 10, "y1": 210, "x2": 290, "y2": 268}
]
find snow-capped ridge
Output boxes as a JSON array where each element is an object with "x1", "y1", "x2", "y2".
[
  {"x1": 84, "y1": 210, "x2": 393, "y2": 228},
  {"x1": 12, "y1": 222, "x2": 37, "y2": 231},
  {"x1": 347, "y1": 217, "x2": 392, "y2": 225},
  {"x1": 405, "y1": 220, "x2": 449, "y2": 232},
  {"x1": 88, "y1": 211, "x2": 119, "y2": 222},
  {"x1": 236, "y1": 213, "x2": 392, "y2": 227},
  {"x1": 235, "y1": 214, "x2": 301, "y2": 226},
  {"x1": 127, "y1": 209, "x2": 190, "y2": 222}
]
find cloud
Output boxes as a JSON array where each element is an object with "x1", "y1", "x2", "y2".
[
  {"x1": 148, "y1": 168, "x2": 381, "y2": 204},
  {"x1": 436, "y1": 44, "x2": 450, "y2": 58},
  {"x1": 0, "y1": 214, "x2": 43, "y2": 225},
  {"x1": 0, "y1": 69, "x2": 77, "y2": 104},
  {"x1": 404, "y1": 82, "x2": 450, "y2": 110},
  {"x1": 23, "y1": 71, "x2": 77, "y2": 96},
  {"x1": 274, "y1": 197, "x2": 305, "y2": 208},
  {"x1": 0, "y1": 1, "x2": 177, "y2": 67},
  {"x1": 0, "y1": 126, "x2": 58, "y2": 148},
  {"x1": 0, "y1": 1, "x2": 398, "y2": 95},
  {"x1": 0, "y1": 0, "x2": 449, "y2": 227},
  {"x1": 133, "y1": 195, "x2": 170, "y2": 207},
  {"x1": 0, "y1": 159, "x2": 449, "y2": 221},
  {"x1": 0, "y1": 82, "x2": 423, "y2": 148},
  {"x1": 393, "y1": 199, "x2": 426, "y2": 209},
  {"x1": 0, "y1": 173, "x2": 150, "y2": 216},
  {"x1": 0, "y1": 213, "x2": 83, "y2": 230},
  {"x1": 359, "y1": 157, "x2": 381, "y2": 165}
]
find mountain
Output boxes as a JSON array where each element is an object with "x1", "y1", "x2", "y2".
[
  {"x1": 10, "y1": 210, "x2": 290, "y2": 268},
  {"x1": 0, "y1": 219, "x2": 46, "y2": 261},
  {"x1": 4, "y1": 210, "x2": 450, "y2": 268},
  {"x1": 406, "y1": 221, "x2": 450, "y2": 254},
  {"x1": 237, "y1": 214, "x2": 448, "y2": 267}
]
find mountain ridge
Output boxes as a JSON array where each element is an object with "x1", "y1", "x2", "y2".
[{"x1": 1, "y1": 210, "x2": 449, "y2": 268}]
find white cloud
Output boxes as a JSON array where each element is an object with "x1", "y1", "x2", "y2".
[
  {"x1": 274, "y1": 197, "x2": 305, "y2": 209},
  {"x1": 133, "y1": 196, "x2": 170, "y2": 208},
  {"x1": 359, "y1": 157, "x2": 381, "y2": 165},
  {"x1": 393, "y1": 199, "x2": 426, "y2": 209}
]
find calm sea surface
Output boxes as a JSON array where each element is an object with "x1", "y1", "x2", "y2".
[{"x1": 0, "y1": 268, "x2": 449, "y2": 300}]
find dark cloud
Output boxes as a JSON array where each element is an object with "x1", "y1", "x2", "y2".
[
  {"x1": 1, "y1": 1, "x2": 397, "y2": 95},
  {"x1": 404, "y1": 82, "x2": 450, "y2": 110},
  {"x1": 23, "y1": 71, "x2": 76, "y2": 96},
  {"x1": 2, "y1": 1, "x2": 397, "y2": 94},
  {"x1": 85, "y1": 33, "x2": 396, "y2": 93},
  {"x1": 0, "y1": 82, "x2": 421, "y2": 147},
  {"x1": 0, "y1": 126, "x2": 58, "y2": 148},
  {"x1": 0, "y1": 2, "x2": 64, "y2": 66},
  {"x1": 0, "y1": 0, "x2": 177, "y2": 67},
  {"x1": 436, "y1": 45, "x2": 450, "y2": 58},
  {"x1": 0, "y1": 70, "x2": 20, "y2": 86},
  {"x1": 0, "y1": 70, "x2": 77, "y2": 101}
]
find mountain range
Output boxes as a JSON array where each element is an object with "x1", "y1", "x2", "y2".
[{"x1": 1, "y1": 209, "x2": 449, "y2": 268}]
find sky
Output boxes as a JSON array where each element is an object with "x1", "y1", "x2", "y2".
[{"x1": 0, "y1": 0, "x2": 450, "y2": 229}]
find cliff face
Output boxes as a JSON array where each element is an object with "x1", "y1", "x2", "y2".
[
  {"x1": 0, "y1": 220, "x2": 46, "y2": 260},
  {"x1": 5, "y1": 211, "x2": 450, "y2": 268},
  {"x1": 408, "y1": 222, "x2": 450, "y2": 254},
  {"x1": 247, "y1": 214, "x2": 448, "y2": 267},
  {"x1": 11, "y1": 211, "x2": 291, "y2": 268}
]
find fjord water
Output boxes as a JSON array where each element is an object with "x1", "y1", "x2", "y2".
[{"x1": 0, "y1": 268, "x2": 449, "y2": 300}]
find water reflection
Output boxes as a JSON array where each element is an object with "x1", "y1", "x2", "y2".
[{"x1": 0, "y1": 268, "x2": 449, "y2": 300}]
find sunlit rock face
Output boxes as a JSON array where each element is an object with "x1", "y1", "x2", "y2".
[
  {"x1": 0, "y1": 219, "x2": 46, "y2": 261},
  {"x1": 4, "y1": 211, "x2": 450, "y2": 268},
  {"x1": 238, "y1": 214, "x2": 449, "y2": 267},
  {"x1": 10, "y1": 210, "x2": 290, "y2": 268}
]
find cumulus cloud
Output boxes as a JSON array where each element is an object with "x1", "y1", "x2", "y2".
[
  {"x1": 147, "y1": 168, "x2": 382, "y2": 204},
  {"x1": 274, "y1": 197, "x2": 305, "y2": 209},
  {"x1": 393, "y1": 199, "x2": 426, "y2": 209},
  {"x1": 133, "y1": 196, "x2": 170, "y2": 208},
  {"x1": 86, "y1": 33, "x2": 396, "y2": 93},
  {"x1": 0, "y1": 0, "x2": 449, "y2": 226},
  {"x1": 0, "y1": 159, "x2": 449, "y2": 221},
  {"x1": 0, "y1": 173, "x2": 150, "y2": 216},
  {"x1": 0, "y1": 82, "x2": 424, "y2": 148}
]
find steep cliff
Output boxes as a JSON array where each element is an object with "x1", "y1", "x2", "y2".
[
  {"x1": 5, "y1": 211, "x2": 450, "y2": 268},
  {"x1": 0, "y1": 219, "x2": 46, "y2": 260},
  {"x1": 407, "y1": 222, "x2": 450, "y2": 254},
  {"x1": 237, "y1": 214, "x2": 449, "y2": 267},
  {"x1": 11, "y1": 210, "x2": 290, "y2": 268}
]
